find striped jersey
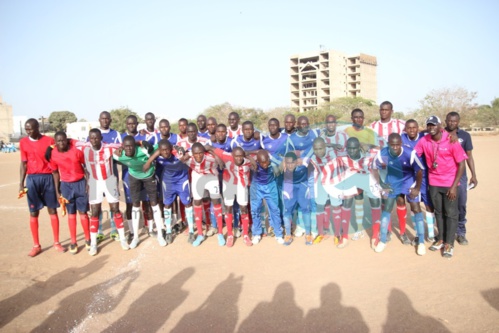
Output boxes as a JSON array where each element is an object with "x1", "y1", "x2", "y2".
[
  {"x1": 185, "y1": 153, "x2": 218, "y2": 176},
  {"x1": 370, "y1": 119, "x2": 406, "y2": 146},
  {"x1": 177, "y1": 136, "x2": 211, "y2": 152},
  {"x1": 83, "y1": 145, "x2": 117, "y2": 181},
  {"x1": 227, "y1": 125, "x2": 243, "y2": 139},
  {"x1": 320, "y1": 129, "x2": 349, "y2": 155},
  {"x1": 214, "y1": 148, "x2": 251, "y2": 186}
]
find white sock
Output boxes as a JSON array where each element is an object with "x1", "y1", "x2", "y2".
[{"x1": 132, "y1": 207, "x2": 141, "y2": 239}]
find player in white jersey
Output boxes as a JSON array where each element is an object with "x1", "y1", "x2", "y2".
[
  {"x1": 83, "y1": 129, "x2": 129, "y2": 255},
  {"x1": 227, "y1": 112, "x2": 243, "y2": 138}
]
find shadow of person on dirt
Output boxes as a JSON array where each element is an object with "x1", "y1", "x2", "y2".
[
  {"x1": 481, "y1": 288, "x2": 499, "y2": 312},
  {"x1": 304, "y1": 283, "x2": 369, "y2": 332},
  {"x1": 103, "y1": 267, "x2": 195, "y2": 333},
  {"x1": 31, "y1": 269, "x2": 139, "y2": 333},
  {"x1": 238, "y1": 281, "x2": 304, "y2": 332},
  {"x1": 170, "y1": 273, "x2": 243, "y2": 333},
  {"x1": 0, "y1": 255, "x2": 109, "y2": 330},
  {"x1": 382, "y1": 288, "x2": 451, "y2": 332}
]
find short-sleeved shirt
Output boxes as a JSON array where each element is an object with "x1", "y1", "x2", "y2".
[
  {"x1": 261, "y1": 133, "x2": 288, "y2": 165},
  {"x1": 211, "y1": 137, "x2": 233, "y2": 153},
  {"x1": 320, "y1": 130, "x2": 348, "y2": 155},
  {"x1": 453, "y1": 128, "x2": 473, "y2": 177},
  {"x1": 156, "y1": 154, "x2": 189, "y2": 182},
  {"x1": 344, "y1": 126, "x2": 381, "y2": 147},
  {"x1": 227, "y1": 125, "x2": 243, "y2": 139},
  {"x1": 114, "y1": 146, "x2": 155, "y2": 179},
  {"x1": 177, "y1": 136, "x2": 211, "y2": 152},
  {"x1": 198, "y1": 130, "x2": 211, "y2": 139},
  {"x1": 213, "y1": 148, "x2": 251, "y2": 186},
  {"x1": 20, "y1": 135, "x2": 55, "y2": 174},
  {"x1": 370, "y1": 119, "x2": 406, "y2": 143},
  {"x1": 286, "y1": 129, "x2": 319, "y2": 163},
  {"x1": 414, "y1": 131, "x2": 468, "y2": 187},
  {"x1": 185, "y1": 153, "x2": 218, "y2": 176},
  {"x1": 231, "y1": 135, "x2": 262, "y2": 152},
  {"x1": 154, "y1": 132, "x2": 178, "y2": 146},
  {"x1": 49, "y1": 141, "x2": 86, "y2": 182},
  {"x1": 252, "y1": 163, "x2": 275, "y2": 185},
  {"x1": 83, "y1": 145, "x2": 117, "y2": 181}
]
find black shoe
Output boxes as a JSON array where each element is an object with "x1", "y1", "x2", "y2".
[
  {"x1": 400, "y1": 233, "x2": 411, "y2": 245},
  {"x1": 165, "y1": 233, "x2": 173, "y2": 245},
  {"x1": 127, "y1": 233, "x2": 134, "y2": 242},
  {"x1": 456, "y1": 235, "x2": 469, "y2": 246},
  {"x1": 188, "y1": 233, "x2": 196, "y2": 244},
  {"x1": 386, "y1": 231, "x2": 392, "y2": 242},
  {"x1": 411, "y1": 237, "x2": 419, "y2": 246}
]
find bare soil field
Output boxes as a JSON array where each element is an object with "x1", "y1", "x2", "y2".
[{"x1": 0, "y1": 135, "x2": 498, "y2": 332}]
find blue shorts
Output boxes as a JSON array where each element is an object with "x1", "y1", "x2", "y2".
[
  {"x1": 61, "y1": 178, "x2": 89, "y2": 214},
  {"x1": 26, "y1": 174, "x2": 59, "y2": 212},
  {"x1": 282, "y1": 182, "x2": 310, "y2": 216},
  {"x1": 123, "y1": 171, "x2": 149, "y2": 204},
  {"x1": 162, "y1": 178, "x2": 191, "y2": 206}
]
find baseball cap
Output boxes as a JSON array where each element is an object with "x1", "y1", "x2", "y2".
[{"x1": 426, "y1": 116, "x2": 441, "y2": 125}]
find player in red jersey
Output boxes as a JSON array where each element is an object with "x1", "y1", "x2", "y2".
[{"x1": 19, "y1": 119, "x2": 65, "y2": 257}]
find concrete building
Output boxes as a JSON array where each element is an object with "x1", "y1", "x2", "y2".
[
  {"x1": 290, "y1": 49, "x2": 377, "y2": 112},
  {"x1": 0, "y1": 97, "x2": 14, "y2": 141}
]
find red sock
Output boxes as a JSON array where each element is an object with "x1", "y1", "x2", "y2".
[
  {"x1": 30, "y1": 216, "x2": 40, "y2": 246},
  {"x1": 325, "y1": 205, "x2": 331, "y2": 230},
  {"x1": 397, "y1": 205, "x2": 407, "y2": 234},
  {"x1": 241, "y1": 213, "x2": 250, "y2": 236},
  {"x1": 90, "y1": 217, "x2": 99, "y2": 233},
  {"x1": 80, "y1": 213, "x2": 90, "y2": 241},
  {"x1": 213, "y1": 204, "x2": 223, "y2": 233},
  {"x1": 179, "y1": 200, "x2": 186, "y2": 222},
  {"x1": 332, "y1": 208, "x2": 342, "y2": 237},
  {"x1": 371, "y1": 207, "x2": 381, "y2": 239},
  {"x1": 225, "y1": 213, "x2": 234, "y2": 236},
  {"x1": 68, "y1": 214, "x2": 77, "y2": 244},
  {"x1": 372, "y1": 222, "x2": 380, "y2": 241},
  {"x1": 194, "y1": 205, "x2": 203, "y2": 236},
  {"x1": 50, "y1": 214, "x2": 60, "y2": 243},
  {"x1": 114, "y1": 212, "x2": 124, "y2": 229},
  {"x1": 316, "y1": 212, "x2": 325, "y2": 235},
  {"x1": 341, "y1": 208, "x2": 351, "y2": 238},
  {"x1": 203, "y1": 200, "x2": 211, "y2": 226}
]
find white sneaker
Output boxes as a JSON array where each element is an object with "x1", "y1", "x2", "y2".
[
  {"x1": 311, "y1": 232, "x2": 318, "y2": 239},
  {"x1": 276, "y1": 237, "x2": 284, "y2": 245},
  {"x1": 206, "y1": 226, "x2": 218, "y2": 237},
  {"x1": 157, "y1": 236, "x2": 167, "y2": 247},
  {"x1": 374, "y1": 242, "x2": 386, "y2": 253},
  {"x1": 120, "y1": 240, "x2": 129, "y2": 251},
  {"x1": 417, "y1": 243, "x2": 426, "y2": 256},
  {"x1": 130, "y1": 238, "x2": 140, "y2": 249},
  {"x1": 234, "y1": 228, "x2": 242, "y2": 238},
  {"x1": 294, "y1": 225, "x2": 305, "y2": 237},
  {"x1": 352, "y1": 231, "x2": 364, "y2": 241},
  {"x1": 89, "y1": 245, "x2": 98, "y2": 256},
  {"x1": 252, "y1": 235, "x2": 261, "y2": 245}
]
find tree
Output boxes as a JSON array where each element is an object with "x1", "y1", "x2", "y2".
[
  {"x1": 109, "y1": 107, "x2": 143, "y2": 133},
  {"x1": 315, "y1": 97, "x2": 379, "y2": 125},
  {"x1": 475, "y1": 98, "x2": 499, "y2": 127},
  {"x1": 78, "y1": 118, "x2": 87, "y2": 122},
  {"x1": 408, "y1": 87, "x2": 478, "y2": 127},
  {"x1": 48, "y1": 111, "x2": 77, "y2": 132}
]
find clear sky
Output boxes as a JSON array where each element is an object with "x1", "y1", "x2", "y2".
[{"x1": 1, "y1": 0, "x2": 497, "y2": 122}]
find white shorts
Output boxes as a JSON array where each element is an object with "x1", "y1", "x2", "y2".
[
  {"x1": 223, "y1": 182, "x2": 248, "y2": 206},
  {"x1": 191, "y1": 173, "x2": 221, "y2": 201},
  {"x1": 89, "y1": 177, "x2": 120, "y2": 205}
]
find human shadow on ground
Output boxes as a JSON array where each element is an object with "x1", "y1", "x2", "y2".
[
  {"x1": 31, "y1": 269, "x2": 138, "y2": 332},
  {"x1": 103, "y1": 267, "x2": 195, "y2": 333},
  {"x1": 238, "y1": 281, "x2": 304, "y2": 332},
  {"x1": 304, "y1": 283, "x2": 369, "y2": 332},
  {"x1": 170, "y1": 273, "x2": 243, "y2": 333},
  {"x1": 382, "y1": 288, "x2": 451, "y2": 332},
  {"x1": 0, "y1": 255, "x2": 109, "y2": 329},
  {"x1": 481, "y1": 288, "x2": 499, "y2": 312}
]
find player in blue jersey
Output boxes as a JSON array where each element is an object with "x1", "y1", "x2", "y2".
[
  {"x1": 281, "y1": 114, "x2": 297, "y2": 135},
  {"x1": 401, "y1": 119, "x2": 436, "y2": 242},
  {"x1": 281, "y1": 152, "x2": 314, "y2": 245},
  {"x1": 211, "y1": 124, "x2": 233, "y2": 152},
  {"x1": 197, "y1": 115, "x2": 211, "y2": 139},
  {"x1": 372, "y1": 133, "x2": 426, "y2": 254},
  {"x1": 261, "y1": 118, "x2": 288, "y2": 166},
  {"x1": 231, "y1": 121, "x2": 262, "y2": 153},
  {"x1": 250, "y1": 150, "x2": 284, "y2": 245},
  {"x1": 143, "y1": 139, "x2": 194, "y2": 244}
]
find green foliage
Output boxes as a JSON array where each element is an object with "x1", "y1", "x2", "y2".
[
  {"x1": 48, "y1": 111, "x2": 77, "y2": 132},
  {"x1": 109, "y1": 107, "x2": 143, "y2": 133},
  {"x1": 316, "y1": 97, "x2": 379, "y2": 124},
  {"x1": 474, "y1": 98, "x2": 499, "y2": 127}
]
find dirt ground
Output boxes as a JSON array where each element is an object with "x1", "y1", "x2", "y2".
[{"x1": 0, "y1": 135, "x2": 498, "y2": 333}]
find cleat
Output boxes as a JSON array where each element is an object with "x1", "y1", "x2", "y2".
[
  {"x1": 85, "y1": 240, "x2": 91, "y2": 250},
  {"x1": 400, "y1": 233, "x2": 411, "y2": 245},
  {"x1": 294, "y1": 225, "x2": 305, "y2": 237},
  {"x1": 283, "y1": 235, "x2": 293, "y2": 246},
  {"x1": 352, "y1": 231, "x2": 364, "y2": 241},
  {"x1": 188, "y1": 233, "x2": 196, "y2": 244},
  {"x1": 427, "y1": 236, "x2": 435, "y2": 243},
  {"x1": 334, "y1": 236, "x2": 340, "y2": 246},
  {"x1": 252, "y1": 235, "x2": 261, "y2": 245},
  {"x1": 96, "y1": 233, "x2": 105, "y2": 244},
  {"x1": 456, "y1": 235, "x2": 469, "y2": 246},
  {"x1": 375, "y1": 242, "x2": 386, "y2": 253},
  {"x1": 234, "y1": 228, "x2": 242, "y2": 238},
  {"x1": 165, "y1": 233, "x2": 173, "y2": 245},
  {"x1": 28, "y1": 245, "x2": 42, "y2": 257},
  {"x1": 110, "y1": 231, "x2": 119, "y2": 241},
  {"x1": 53, "y1": 242, "x2": 66, "y2": 253},
  {"x1": 417, "y1": 243, "x2": 426, "y2": 256},
  {"x1": 337, "y1": 237, "x2": 348, "y2": 249},
  {"x1": 148, "y1": 230, "x2": 157, "y2": 238},
  {"x1": 157, "y1": 235, "x2": 167, "y2": 247},
  {"x1": 226, "y1": 235, "x2": 234, "y2": 247},
  {"x1": 443, "y1": 244, "x2": 454, "y2": 258},
  {"x1": 313, "y1": 235, "x2": 324, "y2": 245},
  {"x1": 217, "y1": 234, "x2": 226, "y2": 246},
  {"x1": 243, "y1": 235, "x2": 253, "y2": 246},
  {"x1": 429, "y1": 240, "x2": 444, "y2": 251},
  {"x1": 411, "y1": 237, "x2": 419, "y2": 246},
  {"x1": 276, "y1": 237, "x2": 285, "y2": 245},
  {"x1": 120, "y1": 239, "x2": 130, "y2": 250},
  {"x1": 69, "y1": 243, "x2": 78, "y2": 255},
  {"x1": 268, "y1": 227, "x2": 275, "y2": 237},
  {"x1": 89, "y1": 245, "x2": 98, "y2": 256},
  {"x1": 206, "y1": 226, "x2": 217, "y2": 237},
  {"x1": 305, "y1": 234, "x2": 313, "y2": 246},
  {"x1": 192, "y1": 235, "x2": 205, "y2": 247},
  {"x1": 129, "y1": 238, "x2": 140, "y2": 249},
  {"x1": 127, "y1": 233, "x2": 134, "y2": 242}
]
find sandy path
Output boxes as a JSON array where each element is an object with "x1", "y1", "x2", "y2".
[{"x1": 0, "y1": 135, "x2": 498, "y2": 332}]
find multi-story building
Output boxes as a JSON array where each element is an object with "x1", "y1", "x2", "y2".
[
  {"x1": 290, "y1": 49, "x2": 377, "y2": 112},
  {"x1": 0, "y1": 97, "x2": 13, "y2": 141}
]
